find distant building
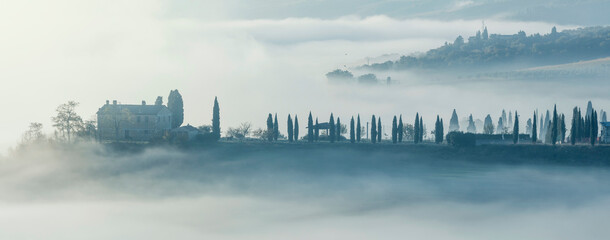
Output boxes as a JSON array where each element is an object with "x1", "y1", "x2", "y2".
[
  {"x1": 96, "y1": 99, "x2": 173, "y2": 141},
  {"x1": 601, "y1": 122, "x2": 610, "y2": 143},
  {"x1": 309, "y1": 122, "x2": 331, "y2": 135},
  {"x1": 171, "y1": 124, "x2": 200, "y2": 142}
]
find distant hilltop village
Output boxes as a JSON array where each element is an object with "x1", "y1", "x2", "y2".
[{"x1": 327, "y1": 26, "x2": 610, "y2": 85}]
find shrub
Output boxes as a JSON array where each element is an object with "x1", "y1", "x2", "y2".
[{"x1": 446, "y1": 132, "x2": 476, "y2": 147}]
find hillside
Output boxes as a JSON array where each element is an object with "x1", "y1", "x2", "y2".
[{"x1": 361, "y1": 26, "x2": 610, "y2": 71}]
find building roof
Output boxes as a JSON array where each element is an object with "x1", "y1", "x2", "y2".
[
  {"x1": 171, "y1": 124, "x2": 200, "y2": 133},
  {"x1": 601, "y1": 122, "x2": 610, "y2": 127},
  {"x1": 97, "y1": 103, "x2": 171, "y2": 115}
]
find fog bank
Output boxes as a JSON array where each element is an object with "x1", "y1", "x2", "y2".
[{"x1": 2, "y1": 143, "x2": 610, "y2": 239}]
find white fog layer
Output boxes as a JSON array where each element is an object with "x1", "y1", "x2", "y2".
[{"x1": 1, "y1": 143, "x2": 610, "y2": 239}]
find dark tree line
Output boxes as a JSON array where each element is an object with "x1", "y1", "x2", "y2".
[
  {"x1": 570, "y1": 106, "x2": 599, "y2": 146},
  {"x1": 257, "y1": 102, "x2": 601, "y2": 147}
]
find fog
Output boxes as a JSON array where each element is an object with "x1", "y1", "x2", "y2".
[
  {"x1": 1, "y1": 0, "x2": 596, "y2": 152},
  {"x1": 1, "y1": 143, "x2": 610, "y2": 239}
]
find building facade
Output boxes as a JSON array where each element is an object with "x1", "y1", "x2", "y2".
[{"x1": 97, "y1": 100, "x2": 173, "y2": 141}]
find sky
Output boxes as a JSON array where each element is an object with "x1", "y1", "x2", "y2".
[{"x1": 1, "y1": 0, "x2": 609, "y2": 151}]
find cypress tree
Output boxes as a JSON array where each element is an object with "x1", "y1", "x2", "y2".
[
  {"x1": 266, "y1": 114, "x2": 273, "y2": 141},
  {"x1": 377, "y1": 117, "x2": 382, "y2": 143},
  {"x1": 513, "y1": 111, "x2": 519, "y2": 144},
  {"x1": 371, "y1": 115, "x2": 377, "y2": 144},
  {"x1": 287, "y1": 114, "x2": 294, "y2": 142},
  {"x1": 392, "y1": 116, "x2": 398, "y2": 144},
  {"x1": 551, "y1": 105, "x2": 558, "y2": 145},
  {"x1": 167, "y1": 89, "x2": 184, "y2": 128},
  {"x1": 579, "y1": 109, "x2": 584, "y2": 142},
  {"x1": 350, "y1": 117, "x2": 355, "y2": 143},
  {"x1": 583, "y1": 115, "x2": 591, "y2": 141},
  {"x1": 336, "y1": 117, "x2": 341, "y2": 142},
  {"x1": 308, "y1": 112, "x2": 314, "y2": 143},
  {"x1": 273, "y1": 114, "x2": 279, "y2": 141},
  {"x1": 560, "y1": 114, "x2": 566, "y2": 143},
  {"x1": 440, "y1": 118, "x2": 444, "y2": 143},
  {"x1": 570, "y1": 107, "x2": 577, "y2": 145},
  {"x1": 420, "y1": 116, "x2": 424, "y2": 142},
  {"x1": 591, "y1": 110, "x2": 598, "y2": 146},
  {"x1": 315, "y1": 118, "x2": 320, "y2": 141},
  {"x1": 356, "y1": 115, "x2": 361, "y2": 142},
  {"x1": 212, "y1": 97, "x2": 220, "y2": 140},
  {"x1": 532, "y1": 111, "x2": 538, "y2": 143},
  {"x1": 414, "y1": 113, "x2": 420, "y2": 144},
  {"x1": 329, "y1": 113, "x2": 335, "y2": 143},
  {"x1": 294, "y1": 115, "x2": 299, "y2": 141},
  {"x1": 449, "y1": 109, "x2": 459, "y2": 132},
  {"x1": 435, "y1": 115, "x2": 441, "y2": 144},
  {"x1": 398, "y1": 115, "x2": 404, "y2": 142}
]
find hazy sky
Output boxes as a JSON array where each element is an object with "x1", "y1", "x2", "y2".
[{"x1": 1, "y1": 0, "x2": 608, "y2": 151}]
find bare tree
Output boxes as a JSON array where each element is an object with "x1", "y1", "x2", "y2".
[
  {"x1": 52, "y1": 101, "x2": 83, "y2": 142},
  {"x1": 76, "y1": 118, "x2": 97, "y2": 141},
  {"x1": 22, "y1": 122, "x2": 45, "y2": 144},
  {"x1": 226, "y1": 122, "x2": 252, "y2": 140}
]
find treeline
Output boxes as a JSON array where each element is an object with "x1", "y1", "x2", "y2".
[
  {"x1": 257, "y1": 112, "x2": 445, "y2": 145},
  {"x1": 255, "y1": 101, "x2": 607, "y2": 147},
  {"x1": 362, "y1": 26, "x2": 610, "y2": 71}
]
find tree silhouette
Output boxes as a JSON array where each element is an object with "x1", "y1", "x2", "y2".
[
  {"x1": 377, "y1": 117, "x2": 382, "y2": 143},
  {"x1": 513, "y1": 111, "x2": 519, "y2": 144},
  {"x1": 315, "y1": 118, "x2": 320, "y2": 141},
  {"x1": 52, "y1": 101, "x2": 83, "y2": 142},
  {"x1": 350, "y1": 117, "x2": 355, "y2": 143},
  {"x1": 532, "y1": 111, "x2": 538, "y2": 143},
  {"x1": 398, "y1": 115, "x2": 404, "y2": 142},
  {"x1": 356, "y1": 114, "x2": 361, "y2": 142},
  {"x1": 336, "y1": 117, "x2": 341, "y2": 142},
  {"x1": 273, "y1": 114, "x2": 279, "y2": 141},
  {"x1": 308, "y1": 112, "x2": 314, "y2": 143},
  {"x1": 449, "y1": 109, "x2": 459, "y2": 132},
  {"x1": 591, "y1": 110, "x2": 598, "y2": 146},
  {"x1": 551, "y1": 105, "x2": 558, "y2": 145},
  {"x1": 287, "y1": 114, "x2": 294, "y2": 142},
  {"x1": 266, "y1": 114, "x2": 273, "y2": 141},
  {"x1": 167, "y1": 89, "x2": 184, "y2": 128},
  {"x1": 212, "y1": 97, "x2": 221, "y2": 140},
  {"x1": 329, "y1": 113, "x2": 336, "y2": 143},
  {"x1": 414, "y1": 113, "x2": 420, "y2": 144},
  {"x1": 371, "y1": 115, "x2": 377, "y2": 144},
  {"x1": 392, "y1": 116, "x2": 398, "y2": 144},
  {"x1": 419, "y1": 116, "x2": 424, "y2": 142},
  {"x1": 294, "y1": 115, "x2": 299, "y2": 142}
]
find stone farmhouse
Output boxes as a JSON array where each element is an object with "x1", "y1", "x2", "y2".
[{"x1": 97, "y1": 99, "x2": 172, "y2": 141}]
